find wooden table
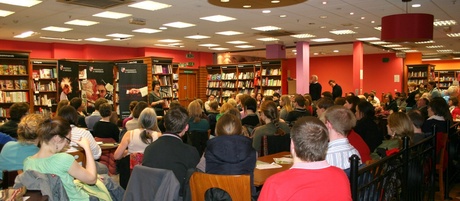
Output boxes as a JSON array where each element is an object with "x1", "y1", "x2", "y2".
[{"x1": 254, "y1": 151, "x2": 292, "y2": 187}]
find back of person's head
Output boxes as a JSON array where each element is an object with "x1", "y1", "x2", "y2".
[
  {"x1": 334, "y1": 97, "x2": 346, "y2": 106},
  {"x1": 345, "y1": 95, "x2": 361, "y2": 113},
  {"x1": 260, "y1": 100, "x2": 285, "y2": 135},
  {"x1": 244, "y1": 97, "x2": 257, "y2": 112},
  {"x1": 239, "y1": 94, "x2": 251, "y2": 106},
  {"x1": 220, "y1": 103, "x2": 234, "y2": 114},
  {"x1": 407, "y1": 110, "x2": 424, "y2": 129},
  {"x1": 169, "y1": 100, "x2": 181, "y2": 109},
  {"x1": 449, "y1": 96, "x2": 459, "y2": 106},
  {"x1": 226, "y1": 108, "x2": 241, "y2": 119},
  {"x1": 57, "y1": 105, "x2": 79, "y2": 125},
  {"x1": 195, "y1": 99, "x2": 205, "y2": 110},
  {"x1": 294, "y1": 94, "x2": 306, "y2": 107},
  {"x1": 322, "y1": 105, "x2": 356, "y2": 136},
  {"x1": 387, "y1": 112, "x2": 414, "y2": 140},
  {"x1": 94, "y1": 98, "x2": 108, "y2": 111},
  {"x1": 138, "y1": 107, "x2": 160, "y2": 144},
  {"x1": 132, "y1": 101, "x2": 149, "y2": 118},
  {"x1": 280, "y1": 95, "x2": 291, "y2": 106},
  {"x1": 17, "y1": 114, "x2": 46, "y2": 143},
  {"x1": 38, "y1": 117, "x2": 71, "y2": 144},
  {"x1": 291, "y1": 116, "x2": 329, "y2": 162},
  {"x1": 273, "y1": 92, "x2": 280, "y2": 99},
  {"x1": 356, "y1": 101, "x2": 375, "y2": 119},
  {"x1": 429, "y1": 97, "x2": 452, "y2": 121},
  {"x1": 226, "y1": 98, "x2": 237, "y2": 108},
  {"x1": 69, "y1": 97, "x2": 83, "y2": 110},
  {"x1": 9, "y1": 102, "x2": 29, "y2": 121},
  {"x1": 263, "y1": 96, "x2": 273, "y2": 102},
  {"x1": 215, "y1": 113, "x2": 242, "y2": 136},
  {"x1": 303, "y1": 94, "x2": 312, "y2": 106},
  {"x1": 316, "y1": 97, "x2": 334, "y2": 110},
  {"x1": 164, "y1": 106, "x2": 189, "y2": 135},
  {"x1": 56, "y1": 100, "x2": 70, "y2": 114},
  {"x1": 129, "y1": 101, "x2": 138, "y2": 112},
  {"x1": 99, "y1": 103, "x2": 112, "y2": 118},
  {"x1": 321, "y1": 91, "x2": 333, "y2": 99},
  {"x1": 210, "y1": 101, "x2": 219, "y2": 111},
  {"x1": 188, "y1": 100, "x2": 202, "y2": 123}
]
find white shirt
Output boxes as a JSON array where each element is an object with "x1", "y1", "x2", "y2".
[{"x1": 67, "y1": 125, "x2": 102, "y2": 160}]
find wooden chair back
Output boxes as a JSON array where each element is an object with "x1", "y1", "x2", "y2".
[
  {"x1": 261, "y1": 134, "x2": 290, "y2": 156},
  {"x1": 69, "y1": 151, "x2": 86, "y2": 167},
  {"x1": 1, "y1": 170, "x2": 22, "y2": 189},
  {"x1": 189, "y1": 172, "x2": 251, "y2": 201}
]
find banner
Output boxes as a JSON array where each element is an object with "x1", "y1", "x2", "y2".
[
  {"x1": 117, "y1": 63, "x2": 148, "y2": 120},
  {"x1": 81, "y1": 62, "x2": 115, "y2": 105},
  {"x1": 57, "y1": 60, "x2": 79, "y2": 102}
]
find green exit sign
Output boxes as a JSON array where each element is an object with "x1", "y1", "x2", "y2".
[
  {"x1": 184, "y1": 70, "x2": 194, "y2": 74},
  {"x1": 187, "y1": 62, "x2": 194, "y2": 66}
]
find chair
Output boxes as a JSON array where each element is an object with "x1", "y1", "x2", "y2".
[
  {"x1": 189, "y1": 172, "x2": 251, "y2": 201},
  {"x1": 186, "y1": 131, "x2": 209, "y2": 157},
  {"x1": 435, "y1": 132, "x2": 449, "y2": 199},
  {"x1": 69, "y1": 150, "x2": 86, "y2": 167},
  {"x1": 1, "y1": 170, "x2": 22, "y2": 189},
  {"x1": 261, "y1": 134, "x2": 291, "y2": 156}
]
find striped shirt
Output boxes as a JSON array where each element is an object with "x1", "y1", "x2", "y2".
[
  {"x1": 326, "y1": 138, "x2": 361, "y2": 169},
  {"x1": 66, "y1": 125, "x2": 102, "y2": 160}
]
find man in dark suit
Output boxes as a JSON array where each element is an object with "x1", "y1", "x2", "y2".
[
  {"x1": 329, "y1": 80, "x2": 343, "y2": 100},
  {"x1": 309, "y1": 75, "x2": 322, "y2": 101}
]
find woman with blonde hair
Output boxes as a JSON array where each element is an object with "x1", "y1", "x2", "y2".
[
  {"x1": 216, "y1": 102, "x2": 234, "y2": 121},
  {"x1": 279, "y1": 95, "x2": 293, "y2": 121},
  {"x1": 187, "y1": 100, "x2": 210, "y2": 156}
]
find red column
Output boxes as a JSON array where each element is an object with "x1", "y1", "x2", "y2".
[{"x1": 353, "y1": 41, "x2": 363, "y2": 95}]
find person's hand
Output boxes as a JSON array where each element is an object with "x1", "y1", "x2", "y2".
[
  {"x1": 74, "y1": 137, "x2": 90, "y2": 151},
  {"x1": 159, "y1": 100, "x2": 165, "y2": 104},
  {"x1": 128, "y1": 88, "x2": 140, "y2": 94}
]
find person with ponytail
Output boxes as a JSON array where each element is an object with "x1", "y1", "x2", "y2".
[{"x1": 252, "y1": 100, "x2": 290, "y2": 154}]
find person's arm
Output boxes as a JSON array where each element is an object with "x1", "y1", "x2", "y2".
[
  {"x1": 81, "y1": 130, "x2": 102, "y2": 160},
  {"x1": 68, "y1": 138, "x2": 97, "y2": 184},
  {"x1": 114, "y1": 131, "x2": 131, "y2": 160}
]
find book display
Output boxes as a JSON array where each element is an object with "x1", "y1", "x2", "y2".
[
  {"x1": 406, "y1": 64, "x2": 435, "y2": 85},
  {"x1": 0, "y1": 51, "x2": 30, "y2": 118},
  {"x1": 260, "y1": 60, "x2": 282, "y2": 96},
  {"x1": 221, "y1": 65, "x2": 238, "y2": 100},
  {"x1": 434, "y1": 70, "x2": 460, "y2": 89},
  {"x1": 237, "y1": 63, "x2": 258, "y2": 95},
  {"x1": 206, "y1": 65, "x2": 222, "y2": 103},
  {"x1": 172, "y1": 63, "x2": 179, "y2": 100},
  {"x1": 31, "y1": 60, "x2": 58, "y2": 109},
  {"x1": 151, "y1": 58, "x2": 173, "y2": 109}
]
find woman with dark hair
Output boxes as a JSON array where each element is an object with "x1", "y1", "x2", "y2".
[
  {"x1": 422, "y1": 97, "x2": 453, "y2": 133},
  {"x1": 344, "y1": 95, "x2": 360, "y2": 114},
  {"x1": 69, "y1": 97, "x2": 87, "y2": 128},
  {"x1": 125, "y1": 101, "x2": 149, "y2": 131},
  {"x1": 354, "y1": 101, "x2": 383, "y2": 151},
  {"x1": 252, "y1": 101, "x2": 290, "y2": 154},
  {"x1": 92, "y1": 103, "x2": 120, "y2": 142},
  {"x1": 383, "y1": 93, "x2": 398, "y2": 113},
  {"x1": 148, "y1": 80, "x2": 165, "y2": 116}
]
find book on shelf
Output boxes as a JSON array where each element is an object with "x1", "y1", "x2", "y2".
[
  {"x1": 173, "y1": 73, "x2": 179, "y2": 80},
  {"x1": 153, "y1": 65, "x2": 172, "y2": 74},
  {"x1": 13, "y1": 80, "x2": 20, "y2": 89},
  {"x1": 19, "y1": 80, "x2": 28, "y2": 90},
  {"x1": 4, "y1": 80, "x2": 14, "y2": 90},
  {"x1": 32, "y1": 70, "x2": 40, "y2": 79},
  {"x1": 40, "y1": 69, "x2": 52, "y2": 78},
  {"x1": 18, "y1": 65, "x2": 27, "y2": 75},
  {"x1": 0, "y1": 80, "x2": 4, "y2": 90},
  {"x1": 79, "y1": 69, "x2": 87, "y2": 79}
]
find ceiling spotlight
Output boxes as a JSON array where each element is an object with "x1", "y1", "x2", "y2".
[{"x1": 221, "y1": 0, "x2": 229, "y2": 2}]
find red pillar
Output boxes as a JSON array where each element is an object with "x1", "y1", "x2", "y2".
[
  {"x1": 296, "y1": 41, "x2": 310, "y2": 95},
  {"x1": 353, "y1": 41, "x2": 363, "y2": 95}
]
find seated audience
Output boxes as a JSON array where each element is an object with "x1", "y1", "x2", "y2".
[
  {"x1": 354, "y1": 101, "x2": 383, "y2": 152},
  {"x1": 285, "y1": 94, "x2": 311, "y2": 125},
  {"x1": 56, "y1": 100, "x2": 70, "y2": 116},
  {"x1": 256, "y1": 93, "x2": 263, "y2": 109},
  {"x1": 204, "y1": 94, "x2": 218, "y2": 114},
  {"x1": 449, "y1": 97, "x2": 460, "y2": 120},
  {"x1": 272, "y1": 92, "x2": 281, "y2": 107},
  {"x1": 69, "y1": 97, "x2": 88, "y2": 128},
  {"x1": 93, "y1": 103, "x2": 120, "y2": 142},
  {"x1": 406, "y1": 82, "x2": 418, "y2": 108},
  {"x1": 334, "y1": 97, "x2": 346, "y2": 106},
  {"x1": 279, "y1": 95, "x2": 293, "y2": 121},
  {"x1": 344, "y1": 95, "x2": 360, "y2": 114},
  {"x1": 238, "y1": 94, "x2": 251, "y2": 119},
  {"x1": 143, "y1": 106, "x2": 200, "y2": 197},
  {"x1": 207, "y1": 101, "x2": 219, "y2": 136},
  {"x1": 258, "y1": 117, "x2": 351, "y2": 200},
  {"x1": 252, "y1": 101, "x2": 290, "y2": 154},
  {"x1": 367, "y1": 94, "x2": 379, "y2": 107},
  {"x1": 370, "y1": 112, "x2": 414, "y2": 160},
  {"x1": 0, "y1": 102, "x2": 29, "y2": 138},
  {"x1": 122, "y1": 101, "x2": 138, "y2": 128},
  {"x1": 0, "y1": 114, "x2": 45, "y2": 180},
  {"x1": 321, "y1": 106, "x2": 361, "y2": 169},
  {"x1": 216, "y1": 103, "x2": 234, "y2": 121},
  {"x1": 416, "y1": 97, "x2": 429, "y2": 120},
  {"x1": 383, "y1": 93, "x2": 398, "y2": 113},
  {"x1": 241, "y1": 97, "x2": 260, "y2": 127},
  {"x1": 407, "y1": 110, "x2": 428, "y2": 144},
  {"x1": 85, "y1": 98, "x2": 108, "y2": 131},
  {"x1": 422, "y1": 97, "x2": 453, "y2": 134},
  {"x1": 125, "y1": 101, "x2": 149, "y2": 131},
  {"x1": 315, "y1": 97, "x2": 334, "y2": 118},
  {"x1": 187, "y1": 100, "x2": 210, "y2": 156}
]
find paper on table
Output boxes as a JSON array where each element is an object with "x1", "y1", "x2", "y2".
[
  {"x1": 273, "y1": 157, "x2": 293, "y2": 164},
  {"x1": 256, "y1": 161, "x2": 282, "y2": 169}
]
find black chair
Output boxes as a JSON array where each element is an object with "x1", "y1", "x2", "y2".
[
  {"x1": 186, "y1": 130, "x2": 209, "y2": 157},
  {"x1": 260, "y1": 134, "x2": 290, "y2": 156}
]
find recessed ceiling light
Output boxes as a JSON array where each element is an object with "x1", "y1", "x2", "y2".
[
  {"x1": 216, "y1": 31, "x2": 243, "y2": 35},
  {"x1": 320, "y1": 26, "x2": 326, "y2": 29},
  {"x1": 243, "y1": 5, "x2": 251, "y2": 8},
  {"x1": 322, "y1": 1, "x2": 327, "y2": 4},
  {"x1": 252, "y1": 26, "x2": 281, "y2": 31},
  {"x1": 85, "y1": 38, "x2": 109, "y2": 42},
  {"x1": 226, "y1": 41, "x2": 247, "y2": 44},
  {"x1": 280, "y1": 15, "x2": 287, "y2": 18},
  {"x1": 256, "y1": 37, "x2": 279, "y2": 41},
  {"x1": 221, "y1": 0, "x2": 229, "y2": 2},
  {"x1": 320, "y1": 16, "x2": 327, "y2": 19},
  {"x1": 159, "y1": 27, "x2": 167, "y2": 30},
  {"x1": 262, "y1": 10, "x2": 271, "y2": 14},
  {"x1": 65, "y1": 19, "x2": 99, "y2": 26},
  {"x1": 426, "y1": 45, "x2": 444, "y2": 48},
  {"x1": 330, "y1": 30, "x2": 356, "y2": 35},
  {"x1": 93, "y1": 11, "x2": 131, "y2": 19},
  {"x1": 412, "y1": 4, "x2": 421, "y2": 7},
  {"x1": 291, "y1": 33, "x2": 316, "y2": 38},
  {"x1": 447, "y1": 33, "x2": 460, "y2": 37},
  {"x1": 14, "y1": 31, "x2": 35, "y2": 38},
  {"x1": 313, "y1": 52, "x2": 319, "y2": 55},
  {"x1": 0, "y1": 0, "x2": 41, "y2": 7},
  {"x1": 107, "y1": 33, "x2": 133, "y2": 38},
  {"x1": 132, "y1": 28, "x2": 162, "y2": 34},
  {"x1": 0, "y1": 9, "x2": 14, "y2": 17},
  {"x1": 185, "y1": 35, "x2": 210, "y2": 39},
  {"x1": 128, "y1": 1, "x2": 171, "y2": 11},
  {"x1": 404, "y1": 50, "x2": 419, "y2": 52},
  {"x1": 163, "y1": 21, "x2": 195, "y2": 28},
  {"x1": 370, "y1": 41, "x2": 390, "y2": 45},
  {"x1": 200, "y1": 15, "x2": 236, "y2": 22},
  {"x1": 311, "y1": 38, "x2": 334, "y2": 42},
  {"x1": 415, "y1": 40, "x2": 434, "y2": 44},
  {"x1": 333, "y1": 50, "x2": 339, "y2": 53},
  {"x1": 235, "y1": 45, "x2": 254, "y2": 48},
  {"x1": 374, "y1": 26, "x2": 381, "y2": 31},
  {"x1": 361, "y1": 17, "x2": 365, "y2": 20},
  {"x1": 158, "y1": 39, "x2": 181, "y2": 43},
  {"x1": 392, "y1": 47, "x2": 410, "y2": 50},
  {"x1": 199, "y1": 44, "x2": 220, "y2": 47},
  {"x1": 271, "y1": 0, "x2": 280, "y2": 3},
  {"x1": 356, "y1": 37, "x2": 380, "y2": 41},
  {"x1": 433, "y1": 20, "x2": 457, "y2": 26},
  {"x1": 437, "y1": 49, "x2": 453, "y2": 53},
  {"x1": 41, "y1": 26, "x2": 72, "y2": 32},
  {"x1": 40, "y1": 36, "x2": 82, "y2": 41},
  {"x1": 211, "y1": 47, "x2": 229, "y2": 51},
  {"x1": 350, "y1": 12, "x2": 354, "y2": 15},
  {"x1": 371, "y1": 21, "x2": 375, "y2": 23},
  {"x1": 382, "y1": 44, "x2": 401, "y2": 48},
  {"x1": 113, "y1": 38, "x2": 131, "y2": 41}
]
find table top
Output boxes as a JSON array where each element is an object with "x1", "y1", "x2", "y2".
[{"x1": 254, "y1": 151, "x2": 292, "y2": 187}]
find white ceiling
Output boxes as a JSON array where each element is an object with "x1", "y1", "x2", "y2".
[{"x1": 0, "y1": 0, "x2": 459, "y2": 59}]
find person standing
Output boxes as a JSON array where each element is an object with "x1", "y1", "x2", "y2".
[
  {"x1": 149, "y1": 80, "x2": 165, "y2": 116},
  {"x1": 329, "y1": 80, "x2": 342, "y2": 100},
  {"x1": 309, "y1": 75, "x2": 322, "y2": 101}
]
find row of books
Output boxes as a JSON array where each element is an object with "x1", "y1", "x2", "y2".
[
  {"x1": 0, "y1": 91, "x2": 29, "y2": 103},
  {"x1": 157, "y1": 75, "x2": 172, "y2": 86},
  {"x1": 222, "y1": 90, "x2": 236, "y2": 97},
  {"x1": 237, "y1": 80, "x2": 254, "y2": 88},
  {"x1": 208, "y1": 73, "x2": 221, "y2": 81},
  {"x1": 33, "y1": 81, "x2": 56, "y2": 92},
  {"x1": 261, "y1": 68, "x2": 281, "y2": 76},
  {"x1": 261, "y1": 78, "x2": 281, "y2": 86},
  {"x1": 221, "y1": 73, "x2": 236, "y2": 80},
  {"x1": 32, "y1": 68, "x2": 58, "y2": 79},
  {"x1": 408, "y1": 79, "x2": 426, "y2": 85},
  {"x1": 206, "y1": 89, "x2": 221, "y2": 96},
  {"x1": 207, "y1": 81, "x2": 221, "y2": 88},
  {"x1": 237, "y1": 72, "x2": 255, "y2": 80},
  {"x1": 0, "y1": 64, "x2": 27, "y2": 75},
  {"x1": 263, "y1": 89, "x2": 280, "y2": 96},
  {"x1": 160, "y1": 86, "x2": 173, "y2": 98},
  {"x1": 152, "y1": 65, "x2": 172, "y2": 74},
  {"x1": 239, "y1": 89, "x2": 255, "y2": 94},
  {"x1": 0, "y1": 107, "x2": 9, "y2": 118},
  {"x1": 408, "y1": 71, "x2": 428, "y2": 78},
  {"x1": 222, "y1": 82, "x2": 236, "y2": 88},
  {"x1": 33, "y1": 94, "x2": 55, "y2": 106},
  {"x1": 436, "y1": 76, "x2": 455, "y2": 82},
  {"x1": 0, "y1": 79, "x2": 28, "y2": 90}
]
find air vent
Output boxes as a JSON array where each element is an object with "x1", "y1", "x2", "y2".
[
  {"x1": 57, "y1": 0, "x2": 131, "y2": 9},
  {"x1": 256, "y1": 30, "x2": 296, "y2": 37}
]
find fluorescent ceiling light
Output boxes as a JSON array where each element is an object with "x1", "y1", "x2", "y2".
[
  {"x1": 65, "y1": 19, "x2": 99, "y2": 26},
  {"x1": 415, "y1": 40, "x2": 435, "y2": 44},
  {"x1": 243, "y1": 5, "x2": 251, "y2": 8},
  {"x1": 252, "y1": 26, "x2": 281, "y2": 31},
  {"x1": 128, "y1": 1, "x2": 171, "y2": 11},
  {"x1": 41, "y1": 26, "x2": 72, "y2": 32},
  {"x1": 113, "y1": 38, "x2": 131, "y2": 41},
  {"x1": 14, "y1": 31, "x2": 35, "y2": 38},
  {"x1": 216, "y1": 31, "x2": 243, "y2": 36},
  {"x1": 256, "y1": 37, "x2": 279, "y2": 41},
  {"x1": 85, "y1": 38, "x2": 109, "y2": 42},
  {"x1": 434, "y1": 20, "x2": 456, "y2": 26},
  {"x1": 290, "y1": 33, "x2": 316, "y2": 38},
  {"x1": 311, "y1": 38, "x2": 334, "y2": 42},
  {"x1": 292, "y1": 50, "x2": 297, "y2": 52},
  {"x1": 185, "y1": 35, "x2": 210, "y2": 39},
  {"x1": 271, "y1": 0, "x2": 280, "y2": 3},
  {"x1": 0, "y1": 9, "x2": 14, "y2": 17},
  {"x1": 262, "y1": 10, "x2": 271, "y2": 14},
  {"x1": 333, "y1": 50, "x2": 339, "y2": 53},
  {"x1": 374, "y1": 26, "x2": 382, "y2": 31},
  {"x1": 426, "y1": 45, "x2": 444, "y2": 48},
  {"x1": 200, "y1": 15, "x2": 235, "y2": 22},
  {"x1": 40, "y1": 36, "x2": 82, "y2": 41},
  {"x1": 330, "y1": 29, "x2": 356, "y2": 35},
  {"x1": 279, "y1": 15, "x2": 287, "y2": 18},
  {"x1": 159, "y1": 27, "x2": 167, "y2": 30},
  {"x1": 392, "y1": 47, "x2": 410, "y2": 50},
  {"x1": 422, "y1": 58, "x2": 441, "y2": 61},
  {"x1": 163, "y1": 21, "x2": 195, "y2": 28},
  {"x1": 211, "y1": 47, "x2": 229, "y2": 51},
  {"x1": 158, "y1": 39, "x2": 181, "y2": 43},
  {"x1": 412, "y1": 4, "x2": 421, "y2": 7},
  {"x1": 447, "y1": 33, "x2": 460, "y2": 37},
  {"x1": 356, "y1": 37, "x2": 380, "y2": 41},
  {"x1": 437, "y1": 49, "x2": 453, "y2": 53},
  {"x1": 199, "y1": 44, "x2": 219, "y2": 47},
  {"x1": 107, "y1": 33, "x2": 133, "y2": 38},
  {"x1": 403, "y1": 50, "x2": 419, "y2": 52},
  {"x1": 226, "y1": 41, "x2": 247, "y2": 44},
  {"x1": 0, "y1": 0, "x2": 41, "y2": 7},
  {"x1": 370, "y1": 41, "x2": 390, "y2": 45},
  {"x1": 235, "y1": 45, "x2": 254, "y2": 48},
  {"x1": 93, "y1": 11, "x2": 131, "y2": 19},
  {"x1": 382, "y1": 44, "x2": 401, "y2": 48},
  {"x1": 132, "y1": 28, "x2": 162, "y2": 34}
]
